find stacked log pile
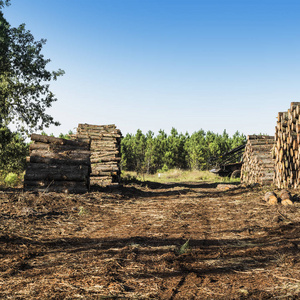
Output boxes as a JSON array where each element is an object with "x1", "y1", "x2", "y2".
[
  {"x1": 24, "y1": 134, "x2": 90, "y2": 193},
  {"x1": 73, "y1": 124, "x2": 122, "y2": 187},
  {"x1": 274, "y1": 102, "x2": 300, "y2": 189},
  {"x1": 241, "y1": 135, "x2": 275, "y2": 185}
]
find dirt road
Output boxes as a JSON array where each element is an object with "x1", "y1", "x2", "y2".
[{"x1": 0, "y1": 181, "x2": 300, "y2": 299}]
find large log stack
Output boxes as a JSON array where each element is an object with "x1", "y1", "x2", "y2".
[
  {"x1": 274, "y1": 102, "x2": 300, "y2": 189},
  {"x1": 73, "y1": 124, "x2": 122, "y2": 187},
  {"x1": 241, "y1": 135, "x2": 275, "y2": 185},
  {"x1": 24, "y1": 134, "x2": 90, "y2": 193}
]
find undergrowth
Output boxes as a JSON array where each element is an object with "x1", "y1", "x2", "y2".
[{"x1": 0, "y1": 172, "x2": 24, "y2": 188}]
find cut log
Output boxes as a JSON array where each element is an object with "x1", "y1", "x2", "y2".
[
  {"x1": 24, "y1": 170, "x2": 88, "y2": 182},
  {"x1": 29, "y1": 150, "x2": 90, "y2": 161},
  {"x1": 29, "y1": 142, "x2": 89, "y2": 151},
  {"x1": 71, "y1": 123, "x2": 122, "y2": 187},
  {"x1": 24, "y1": 180, "x2": 88, "y2": 193},
  {"x1": 26, "y1": 156, "x2": 90, "y2": 166},
  {"x1": 264, "y1": 191, "x2": 278, "y2": 205},
  {"x1": 241, "y1": 135, "x2": 275, "y2": 185},
  {"x1": 31, "y1": 134, "x2": 88, "y2": 147}
]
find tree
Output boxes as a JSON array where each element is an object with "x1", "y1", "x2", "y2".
[
  {"x1": 184, "y1": 130, "x2": 207, "y2": 170},
  {"x1": 144, "y1": 130, "x2": 155, "y2": 174},
  {"x1": 120, "y1": 133, "x2": 136, "y2": 171},
  {"x1": 0, "y1": 2, "x2": 64, "y2": 134},
  {"x1": 120, "y1": 128, "x2": 246, "y2": 174},
  {"x1": 231, "y1": 131, "x2": 246, "y2": 149},
  {"x1": 164, "y1": 128, "x2": 187, "y2": 170}
]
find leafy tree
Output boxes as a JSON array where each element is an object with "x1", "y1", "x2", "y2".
[
  {"x1": 0, "y1": 1, "x2": 10, "y2": 8},
  {"x1": 0, "y1": 127, "x2": 28, "y2": 174},
  {"x1": 0, "y1": 1, "x2": 64, "y2": 175},
  {"x1": 0, "y1": 3, "x2": 64, "y2": 134}
]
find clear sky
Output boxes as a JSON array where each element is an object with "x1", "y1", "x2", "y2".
[{"x1": 3, "y1": 0, "x2": 300, "y2": 137}]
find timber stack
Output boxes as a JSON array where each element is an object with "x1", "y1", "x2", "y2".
[
  {"x1": 241, "y1": 135, "x2": 275, "y2": 185},
  {"x1": 274, "y1": 102, "x2": 300, "y2": 189},
  {"x1": 73, "y1": 124, "x2": 122, "y2": 187},
  {"x1": 24, "y1": 134, "x2": 90, "y2": 193}
]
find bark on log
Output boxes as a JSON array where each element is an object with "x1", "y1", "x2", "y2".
[
  {"x1": 29, "y1": 142, "x2": 89, "y2": 151},
  {"x1": 24, "y1": 180, "x2": 88, "y2": 193},
  {"x1": 71, "y1": 123, "x2": 122, "y2": 187},
  {"x1": 31, "y1": 134, "x2": 89, "y2": 147},
  {"x1": 264, "y1": 191, "x2": 278, "y2": 205},
  {"x1": 29, "y1": 150, "x2": 90, "y2": 160},
  {"x1": 24, "y1": 171, "x2": 88, "y2": 182},
  {"x1": 27, "y1": 156, "x2": 90, "y2": 166}
]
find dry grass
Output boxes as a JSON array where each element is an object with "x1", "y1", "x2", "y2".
[{"x1": 122, "y1": 169, "x2": 240, "y2": 184}]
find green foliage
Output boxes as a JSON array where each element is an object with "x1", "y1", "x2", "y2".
[
  {"x1": 177, "y1": 239, "x2": 190, "y2": 255},
  {"x1": 0, "y1": 1, "x2": 10, "y2": 8},
  {"x1": 40, "y1": 130, "x2": 73, "y2": 139},
  {"x1": 78, "y1": 206, "x2": 89, "y2": 216},
  {"x1": 121, "y1": 128, "x2": 246, "y2": 173},
  {"x1": 0, "y1": 127, "x2": 28, "y2": 174},
  {"x1": 0, "y1": 6, "x2": 64, "y2": 134},
  {"x1": 59, "y1": 130, "x2": 73, "y2": 140},
  {"x1": 4, "y1": 172, "x2": 18, "y2": 187}
]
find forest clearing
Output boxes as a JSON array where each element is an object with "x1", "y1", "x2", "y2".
[
  {"x1": 1, "y1": 2, "x2": 300, "y2": 299},
  {"x1": 1, "y1": 177, "x2": 300, "y2": 299}
]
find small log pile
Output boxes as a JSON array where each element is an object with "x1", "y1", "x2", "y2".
[
  {"x1": 73, "y1": 124, "x2": 122, "y2": 187},
  {"x1": 241, "y1": 135, "x2": 275, "y2": 185},
  {"x1": 24, "y1": 134, "x2": 90, "y2": 193},
  {"x1": 274, "y1": 102, "x2": 300, "y2": 189},
  {"x1": 263, "y1": 190, "x2": 294, "y2": 206}
]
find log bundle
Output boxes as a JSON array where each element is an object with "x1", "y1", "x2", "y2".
[
  {"x1": 24, "y1": 134, "x2": 90, "y2": 193},
  {"x1": 274, "y1": 102, "x2": 300, "y2": 189},
  {"x1": 241, "y1": 135, "x2": 275, "y2": 185},
  {"x1": 73, "y1": 124, "x2": 122, "y2": 187}
]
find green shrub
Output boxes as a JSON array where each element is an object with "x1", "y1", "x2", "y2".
[
  {"x1": 4, "y1": 172, "x2": 19, "y2": 187},
  {"x1": 158, "y1": 164, "x2": 169, "y2": 173},
  {"x1": 0, "y1": 127, "x2": 28, "y2": 174}
]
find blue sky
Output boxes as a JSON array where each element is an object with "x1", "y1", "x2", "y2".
[{"x1": 4, "y1": 0, "x2": 300, "y2": 137}]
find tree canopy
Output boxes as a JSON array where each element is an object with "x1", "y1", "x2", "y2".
[
  {"x1": 0, "y1": 0, "x2": 10, "y2": 8},
  {"x1": 0, "y1": 1, "x2": 64, "y2": 134},
  {"x1": 0, "y1": 0, "x2": 64, "y2": 175},
  {"x1": 121, "y1": 128, "x2": 246, "y2": 173}
]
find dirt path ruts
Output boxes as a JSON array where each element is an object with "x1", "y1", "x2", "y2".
[{"x1": 0, "y1": 182, "x2": 300, "y2": 299}]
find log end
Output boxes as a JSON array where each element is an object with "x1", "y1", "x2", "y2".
[
  {"x1": 281, "y1": 199, "x2": 294, "y2": 206},
  {"x1": 264, "y1": 191, "x2": 276, "y2": 202},
  {"x1": 268, "y1": 195, "x2": 278, "y2": 205}
]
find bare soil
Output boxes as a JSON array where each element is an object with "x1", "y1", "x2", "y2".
[{"x1": 1, "y1": 181, "x2": 300, "y2": 299}]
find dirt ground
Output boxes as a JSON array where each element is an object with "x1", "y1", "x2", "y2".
[{"x1": 1, "y1": 181, "x2": 300, "y2": 299}]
